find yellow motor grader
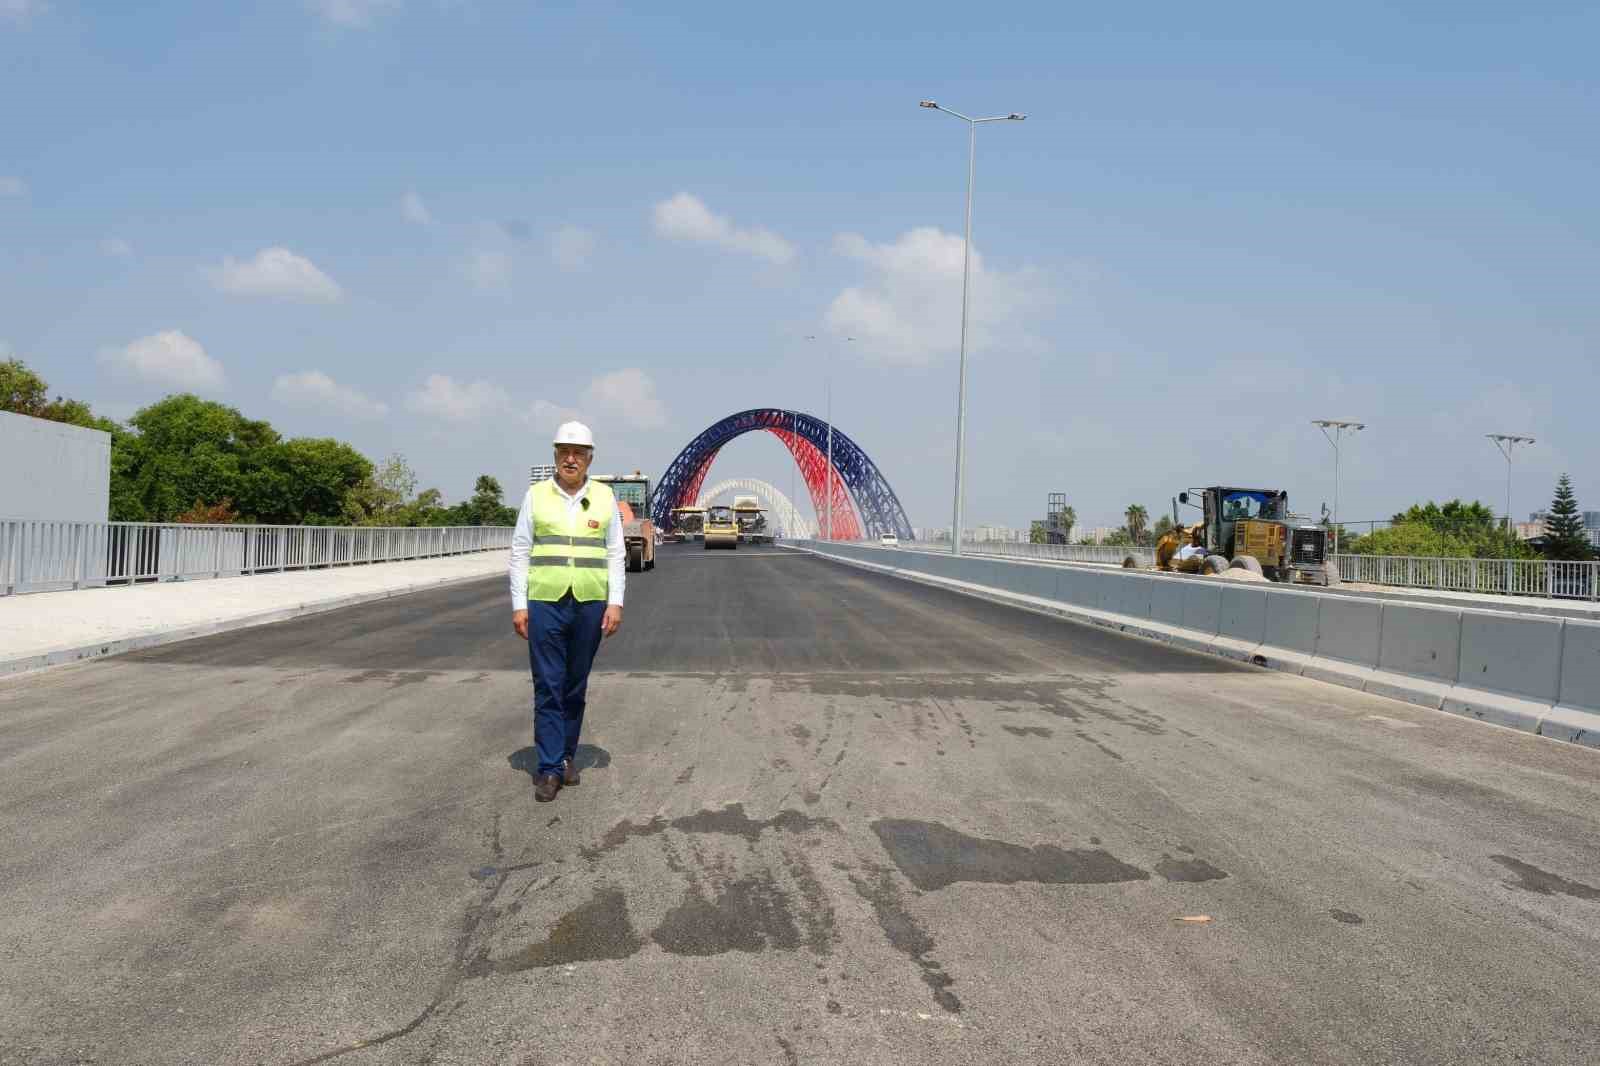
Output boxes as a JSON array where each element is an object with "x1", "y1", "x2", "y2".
[{"x1": 1160, "y1": 486, "x2": 1330, "y2": 585}]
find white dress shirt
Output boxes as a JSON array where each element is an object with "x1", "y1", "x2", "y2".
[{"x1": 508, "y1": 478, "x2": 626, "y2": 612}]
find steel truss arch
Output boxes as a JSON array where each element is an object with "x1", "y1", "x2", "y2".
[
  {"x1": 651, "y1": 408, "x2": 913, "y2": 541},
  {"x1": 695, "y1": 478, "x2": 816, "y2": 539}
]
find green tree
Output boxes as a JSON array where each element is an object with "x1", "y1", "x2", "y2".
[
  {"x1": 1056, "y1": 505, "x2": 1076, "y2": 542},
  {"x1": 0, "y1": 359, "x2": 50, "y2": 416},
  {"x1": 1102, "y1": 528, "x2": 1135, "y2": 547},
  {"x1": 1124, "y1": 504, "x2": 1149, "y2": 546},
  {"x1": 1348, "y1": 498, "x2": 1533, "y2": 559},
  {"x1": 343, "y1": 454, "x2": 420, "y2": 525},
  {"x1": 1543, "y1": 474, "x2": 1593, "y2": 561},
  {"x1": 1152, "y1": 515, "x2": 1175, "y2": 541},
  {"x1": 1029, "y1": 520, "x2": 1047, "y2": 545}
]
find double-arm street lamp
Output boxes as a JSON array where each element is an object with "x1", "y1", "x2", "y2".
[
  {"x1": 1312, "y1": 419, "x2": 1365, "y2": 552},
  {"x1": 920, "y1": 99, "x2": 1025, "y2": 555},
  {"x1": 1487, "y1": 434, "x2": 1536, "y2": 534}
]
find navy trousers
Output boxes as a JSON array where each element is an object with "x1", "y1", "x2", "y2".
[{"x1": 528, "y1": 593, "x2": 607, "y2": 778}]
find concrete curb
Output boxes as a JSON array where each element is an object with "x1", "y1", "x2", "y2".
[
  {"x1": 0, "y1": 569, "x2": 502, "y2": 679},
  {"x1": 790, "y1": 544, "x2": 1600, "y2": 753}
]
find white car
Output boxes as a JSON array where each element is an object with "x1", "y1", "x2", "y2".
[{"x1": 879, "y1": 533, "x2": 899, "y2": 548}]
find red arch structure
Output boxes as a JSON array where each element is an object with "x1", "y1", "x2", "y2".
[{"x1": 651, "y1": 409, "x2": 912, "y2": 541}]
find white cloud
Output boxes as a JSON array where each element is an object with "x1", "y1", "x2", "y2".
[
  {"x1": 401, "y1": 189, "x2": 432, "y2": 225},
  {"x1": 308, "y1": 0, "x2": 399, "y2": 28},
  {"x1": 99, "y1": 330, "x2": 225, "y2": 391},
  {"x1": 823, "y1": 226, "x2": 1044, "y2": 365},
  {"x1": 272, "y1": 370, "x2": 389, "y2": 419},
  {"x1": 583, "y1": 368, "x2": 667, "y2": 430},
  {"x1": 525, "y1": 399, "x2": 584, "y2": 433},
  {"x1": 652, "y1": 192, "x2": 794, "y2": 265},
  {"x1": 1, "y1": 1, "x2": 46, "y2": 25},
  {"x1": 0, "y1": 175, "x2": 26, "y2": 197},
  {"x1": 405, "y1": 374, "x2": 510, "y2": 422},
  {"x1": 210, "y1": 247, "x2": 344, "y2": 303},
  {"x1": 550, "y1": 225, "x2": 596, "y2": 271},
  {"x1": 462, "y1": 249, "x2": 511, "y2": 288},
  {"x1": 101, "y1": 238, "x2": 134, "y2": 259}
]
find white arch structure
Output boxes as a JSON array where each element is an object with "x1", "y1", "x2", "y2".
[{"x1": 695, "y1": 478, "x2": 816, "y2": 539}]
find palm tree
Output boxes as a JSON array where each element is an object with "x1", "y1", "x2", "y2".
[
  {"x1": 1125, "y1": 504, "x2": 1149, "y2": 546},
  {"x1": 1060, "y1": 505, "x2": 1077, "y2": 542}
]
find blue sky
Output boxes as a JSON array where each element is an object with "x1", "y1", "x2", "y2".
[{"x1": 4, "y1": 1, "x2": 1596, "y2": 533}]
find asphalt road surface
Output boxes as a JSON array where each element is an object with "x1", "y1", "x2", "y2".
[{"x1": 4, "y1": 543, "x2": 1600, "y2": 1065}]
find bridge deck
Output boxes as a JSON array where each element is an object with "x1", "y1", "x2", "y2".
[{"x1": 3, "y1": 543, "x2": 1598, "y2": 1064}]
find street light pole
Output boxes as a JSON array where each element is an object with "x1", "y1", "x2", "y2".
[
  {"x1": 1487, "y1": 434, "x2": 1536, "y2": 534},
  {"x1": 1312, "y1": 419, "x2": 1365, "y2": 553},
  {"x1": 921, "y1": 99, "x2": 1025, "y2": 555}
]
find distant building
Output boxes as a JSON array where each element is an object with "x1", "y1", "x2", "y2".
[
  {"x1": 1514, "y1": 521, "x2": 1546, "y2": 541},
  {"x1": 1083, "y1": 526, "x2": 1119, "y2": 544},
  {"x1": 1585, "y1": 511, "x2": 1600, "y2": 530},
  {"x1": 529, "y1": 464, "x2": 556, "y2": 484}
]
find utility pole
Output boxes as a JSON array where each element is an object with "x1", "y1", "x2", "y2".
[
  {"x1": 1487, "y1": 434, "x2": 1536, "y2": 534},
  {"x1": 1312, "y1": 420, "x2": 1365, "y2": 553}
]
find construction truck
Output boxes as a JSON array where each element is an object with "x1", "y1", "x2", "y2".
[
  {"x1": 592, "y1": 472, "x2": 656, "y2": 573},
  {"x1": 670, "y1": 506, "x2": 706, "y2": 543},
  {"x1": 703, "y1": 504, "x2": 739, "y2": 549},
  {"x1": 732, "y1": 495, "x2": 770, "y2": 544},
  {"x1": 1168, "y1": 486, "x2": 1330, "y2": 585}
]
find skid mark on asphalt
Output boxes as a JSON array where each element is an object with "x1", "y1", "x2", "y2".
[
  {"x1": 1490, "y1": 855, "x2": 1600, "y2": 901},
  {"x1": 846, "y1": 861, "x2": 962, "y2": 1013}
]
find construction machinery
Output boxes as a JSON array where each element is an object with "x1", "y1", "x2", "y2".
[
  {"x1": 1172, "y1": 486, "x2": 1330, "y2": 585},
  {"x1": 592, "y1": 472, "x2": 656, "y2": 573},
  {"x1": 703, "y1": 504, "x2": 739, "y2": 549},
  {"x1": 670, "y1": 506, "x2": 706, "y2": 543},
  {"x1": 731, "y1": 495, "x2": 770, "y2": 544}
]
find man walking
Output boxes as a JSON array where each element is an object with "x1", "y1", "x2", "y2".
[{"x1": 508, "y1": 421, "x2": 625, "y2": 802}]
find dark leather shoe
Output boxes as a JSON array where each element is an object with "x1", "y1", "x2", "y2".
[
  {"x1": 534, "y1": 773, "x2": 561, "y2": 803},
  {"x1": 562, "y1": 757, "x2": 581, "y2": 787}
]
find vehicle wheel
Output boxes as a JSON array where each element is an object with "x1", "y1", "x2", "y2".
[
  {"x1": 1202, "y1": 554, "x2": 1230, "y2": 575},
  {"x1": 627, "y1": 545, "x2": 643, "y2": 572},
  {"x1": 645, "y1": 555, "x2": 655, "y2": 571},
  {"x1": 1230, "y1": 554, "x2": 1264, "y2": 576}
]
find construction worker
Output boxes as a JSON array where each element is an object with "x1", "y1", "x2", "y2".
[{"x1": 508, "y1": 421, "x2": 625, "y2": 803}]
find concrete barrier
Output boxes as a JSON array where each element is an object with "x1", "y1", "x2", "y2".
[
  {"x1": 1148, "y1": 578, "x2": 1187, "y2": 633},
  {"x1": 1442, "y1": 610, "x2": 1562, "y2": 733},
  {"x1": 795, "y1": 542, "x2": 1598, "y2": 754},
  {"x1": 1306, "y1": 595, "x2": 1382, "y2": 691},
  {"x1": 1368, "y1": 602, "x2": 1461, "y2": 709},
  {"x1": 1258, "y1": 589, "x2": 1320, "y2": 675},
  {"x1": 1213, "y1": 585, "x2": 1268, "y2": 663},
  {"x1": 1546, "y1": 619, "x2": 1600, "y2": 747},
  {"x1": 1174, "y1": 581, "x2": 1223, "y2": 653}
]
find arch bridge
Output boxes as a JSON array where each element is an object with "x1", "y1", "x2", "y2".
[{"x1": 651, "y1": 408, "x2": 913, "y2": 541}]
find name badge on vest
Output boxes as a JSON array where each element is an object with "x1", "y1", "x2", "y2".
[{"x1": 587, "y1": 519, "x2": 600, "y2": 529}]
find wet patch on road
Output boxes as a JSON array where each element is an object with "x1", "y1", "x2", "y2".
[
  {"x1": 1491, "y1": 855, "x2": 1600, "y2": 901},
  {"x1": 1154, "y1": 854, "x2": 1229, "y2": 883},
  {"x1": 1329, "y1": 908, "x2": 1364, "y2": 925},
  {"x1": 652, "y1": 874, "x2": 802, "y2": 956},
  {"x1": 871, "y1": 819, "x2": 1150, "y2": 891},
  {"x1": 470, "y1": 888, "x2": 643, "y2": 973},
  {"x1": 847, "y1": 863, "x2": 961, "y2": 1013},
  {"x1": 582, "y1": 803, "x2": 834, "y2": 860}
]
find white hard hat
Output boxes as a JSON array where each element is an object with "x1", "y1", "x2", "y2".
[{"x1": 553, "y1": 421, "x2": 594, "y2": 448}]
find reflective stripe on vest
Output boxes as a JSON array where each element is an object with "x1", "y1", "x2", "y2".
[{"x1": 526, "y1": 479, "x2": 615, "y2": 603}]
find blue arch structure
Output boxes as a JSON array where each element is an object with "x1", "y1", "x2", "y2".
[{"x1": 652, "y1": 408, "x2": 914, "y2": 541}]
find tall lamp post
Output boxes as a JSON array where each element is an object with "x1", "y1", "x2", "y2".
[
  {"x1": 1487, "y1": 434, "x2": 1536, "y2": 534},
  {"x1": 1312, "y1": 419, "x2": 1365, "y2": 553},
  {"x1": 920, "y1": 99, "x2": 1025, "y2": 555}
]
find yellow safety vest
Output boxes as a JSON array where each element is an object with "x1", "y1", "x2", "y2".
[{"x1": 526, "y1": 478, "x2": 615, "y2": 603}]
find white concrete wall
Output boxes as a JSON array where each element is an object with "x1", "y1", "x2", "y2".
[{"x1": 0, "y1": 411, "x2": 111, "y2": 523}]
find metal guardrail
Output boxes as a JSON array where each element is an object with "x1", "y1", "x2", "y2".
[
  {"x1": 1334, "y1": 554, "x2": 1598, "y2": 601},
  {"x1": 829, "y1": 539, "x2": 1598, "y2": 602},
  {"x1": 0, "y1": 520, "x2": 513, "y2": 596}
]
